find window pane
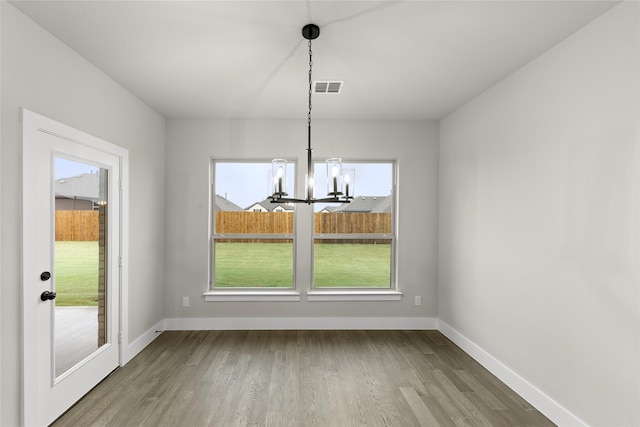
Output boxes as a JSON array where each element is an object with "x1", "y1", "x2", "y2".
[
  {"x1": 214, "y1": 162, "x2": 295, "y2": 216},
  {"x1": 313, "y1": 162, "x2": 392, "y2": 213},
  {"x1": 313, "y1": 161, "x2": 395, "y2": 289},
  {"x1": 214, "y1": 240, "x2": 293, "y2": 288},
  {"x1": 314, "y1": 240, "x2": 391, "y2": 288},
  {"x1": 213, "y1": 161, "x2": 295, "y2": 289}
]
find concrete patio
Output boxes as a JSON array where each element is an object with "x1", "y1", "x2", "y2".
[{"x1": 55, "y1": 306, "x2": 99, "y2": 377}]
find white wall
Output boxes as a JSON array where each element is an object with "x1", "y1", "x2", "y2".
[
  {"x1": 165, "y1": 119, "x2": 438, "y2": 320},
  {"x1": 0, "y1": 4, "x2": 166, "y2": 425},
  {"x1": 439, "y1": 3, "x2": 640, "y2": 426}
]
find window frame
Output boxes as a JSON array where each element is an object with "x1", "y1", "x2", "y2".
[
  {"x1": 310, "y1": 159, "x2": 398, "y2": 292},
  {"x1": 207, "y1": 159, "x2": 299, "y2": 296},
  {"x1": 204, "y1": 158, "x2": 402, "y2": 302}
]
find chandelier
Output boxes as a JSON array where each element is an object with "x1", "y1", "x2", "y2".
[{"x1": 269, "y1": 24, "x2": 354, "y2": 205}]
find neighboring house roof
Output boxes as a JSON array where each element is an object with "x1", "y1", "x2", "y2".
[
  {"x1": 246, "y1": 202, "x2": 269, "y2": 212},
  {"x1": 214, "y1": 195, "x2": 244, "y2": 211},
  {"x1": 328, "y1": 195, "x2": 391, "y2": 213},
  {"x1": 246, "y1": 198, "x2": 295, "y2": 212},
  {"x1": 55, "y1": 173, "x2": 99, "y2": 201},
  {"x1": 370, "y1": 195, "x2": 392, "y2": 213}
]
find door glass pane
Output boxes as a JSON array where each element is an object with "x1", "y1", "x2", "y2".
[{"x1": 54, "y1": 157, "x2": 108, "y2": 377}]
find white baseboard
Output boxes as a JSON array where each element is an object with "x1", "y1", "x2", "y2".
[
  {"x1": 437, "y1": 320, "x2": 587, "y2": 427},
  {"x1": 163, "y1": 316, "x2": 438, "y2": 331},
  {"x1": 121, "y1": 319, "x2": 164, "y2": 365}
]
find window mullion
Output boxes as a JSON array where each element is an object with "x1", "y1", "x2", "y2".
[
  {"x1": 214, "y1": 233, "x2": 293, "y2": 240},
  {"x1": 314, "y1": 233, "x2": 393, "y2": 240}
]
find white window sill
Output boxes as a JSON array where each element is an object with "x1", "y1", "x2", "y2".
[
  {"x1": 306, "y1": 291, "x2": 403, "y2": 302},
  {"x1": 203, "y1": 291, "x2": 301, "y2": 302}
]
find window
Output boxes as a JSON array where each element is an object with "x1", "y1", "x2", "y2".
[
  {"x1": 211, "y1": 161, "x2": 295, "y2": 289},
  {"x1": 312, "y1": 161, "x2": 395, "y2": 289},
  {"x1": 209, "y1": 159, "x2": 398, "y2": 299}
]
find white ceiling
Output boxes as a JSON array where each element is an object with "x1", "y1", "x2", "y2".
[{"x1": 11, "y1": 1, "x2": 619, "y2": 120}]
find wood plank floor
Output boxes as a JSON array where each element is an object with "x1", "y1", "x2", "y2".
[{"x1": 52, "y1": 330, "x2": 555, "y2": 427}]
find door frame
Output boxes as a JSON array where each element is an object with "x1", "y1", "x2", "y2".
[{"x1": 20, "y1": 108, "x2": 129, "y2": 425}]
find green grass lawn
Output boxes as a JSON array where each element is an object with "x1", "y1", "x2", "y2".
[
  {"x1": 55, "y1": 241, "x2": 392, "y2": 305},
  {"x1": 214, "y1": 242, "x2": 294, "y2": 287},
  {"x1": 313, "y1": 243, "x2": 391, "y2": 287},
  {"x1": 215, "y1": 242, "x2": 390, "y2": 288},
  {"x1": 55, "y1": 241, "x2": 99, "y2": 306}
]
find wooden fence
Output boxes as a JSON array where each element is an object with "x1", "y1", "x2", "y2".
[
  {"x1": 313, "y1": 212, "x2": 391, "y2": 234},
  {"x1": 216, "y1": 211, "x2": 294, "y2": 234},
  {"x1": 215, "y1": 211, "x2": 391, "y2": 244},
  {"x1": 56, "y1": 211, "x2": 392, "y2": 242},
  {"x1": 55, "y1": 211, "x2": 99, "y2": 241}
]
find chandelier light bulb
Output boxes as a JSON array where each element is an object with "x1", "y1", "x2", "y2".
[
  {"x1": 343, "y1": 168, "x2": 355, "y2": 198},
  {"x1": 272, "y1": 159, "x2": 288, "y2": 196}
]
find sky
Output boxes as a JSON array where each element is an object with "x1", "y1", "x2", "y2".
[
  {"x1": 55, "y1": 157, "x2": 99, "y2": 179},
  {"x1": 216, "y1": 161, "x2": 393, "y2": 211},
  {"x1": 55, "y1": 157, "x2": 394, "y2": 212}
]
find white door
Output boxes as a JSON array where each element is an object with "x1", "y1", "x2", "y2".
[{"x1": 21, "y1": 109, "x2": 127, "y2": 426}]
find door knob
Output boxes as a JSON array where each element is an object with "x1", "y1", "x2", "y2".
[
  {"x1": 40, "y1": 271, "x2": 51, "y2": 281},
  {"x1": 40, "y1": 291, "x2": 56, "y2": 301}
]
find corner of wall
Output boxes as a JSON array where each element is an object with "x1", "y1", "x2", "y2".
[
  {"x1": 437, "y1": 321, "x2": 588, "y2": 426},
  {"x1": 123, "y1": 319, "x2": 165, "y2": 365}
]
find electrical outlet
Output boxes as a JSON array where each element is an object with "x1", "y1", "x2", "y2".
[
  {"x1": 414, "y1": 296, "x2": 421, "y2": 306},
  {"x1": 182, "y1": 296, "x2": 189, "y2": 307}
]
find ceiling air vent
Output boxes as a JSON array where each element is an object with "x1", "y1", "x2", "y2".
[{"x1": 314, "y1": 81, "x2": 343, "y2": 94}]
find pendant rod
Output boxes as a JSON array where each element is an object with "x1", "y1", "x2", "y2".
[
  {"x1": 306, "y1": 123, "x2": 313, "y2": 203},
  {"x1": 269, "y1": 24, "x2": 351, "y2": 205},
  {"x1": 306, "y1": 34, "x2": 314, "y2": 203}
]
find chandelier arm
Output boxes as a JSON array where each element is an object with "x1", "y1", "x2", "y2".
[{"x1": 269, "y1": 196, "x2": 348, "y2": 205}]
